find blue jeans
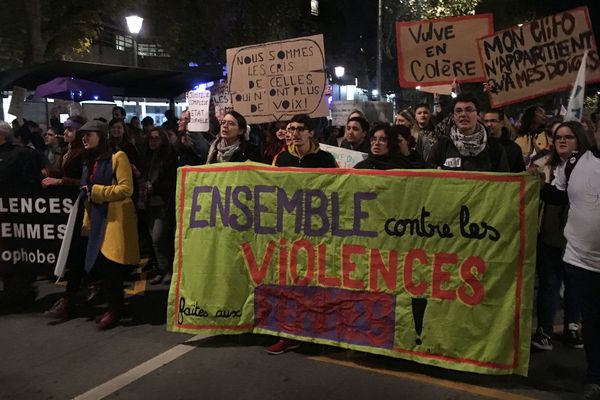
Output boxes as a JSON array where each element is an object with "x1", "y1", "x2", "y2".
[
  {"x1": 535, "y1": 240, "x2": 581, "y2": 333},
  {"x1": 566, "y1": 263, "x2": 600, "y2": 384}
]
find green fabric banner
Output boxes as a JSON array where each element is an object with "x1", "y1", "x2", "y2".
[{"x1": 167, "y1": 162, "x2": 539, "y2": 376}]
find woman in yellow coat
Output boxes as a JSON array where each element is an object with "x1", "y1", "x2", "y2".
[{"x1": 79, "y1": 120, "x2": 139, "y2": 330}]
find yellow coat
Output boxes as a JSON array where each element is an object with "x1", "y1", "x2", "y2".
[{"x1": 82, "y1": 151, "x2": 140, "y2": 266}]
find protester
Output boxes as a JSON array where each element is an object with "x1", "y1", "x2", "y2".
[
  {"x1": 140, "y1": 127, "x2": 177, "y2": 285},
  {"x1": 395, "y1": 109, "x2": 416, "y2": 128},
  {"x1": 541, "y1": 121, "x2": 600, "y2": 399},
  {"x1": 109, "y1": 118, "x2": 141, "y2": 170},
  {"x1": 80, "y1": 120, "x2": 139, "y2": 330},
  {"x1": 396, "y1": 125, "x2": 429, "y2": 168},
  {"x1": 42, "y1": 116, "x2": 87, "y2": 187},
  {"x1": 141, "y1": 116, "x2": 155, "y2": 138},
  {"x1": 413, "y1": 103, "x2": 438, "y2": 161},
  {"x1": 354, "y1": 123, "x2": 414, "y2": 170},
  {"x1": 0, "y1": 121, "x2": 43, "y2": 185},
  {"x1": 262, "y1": 120, "x2": 287, "y2": 164},
  {"x1": 207, "y1": 111, "x2": 261, "y2": 164},
  {"x1": 531, "y1": 121, "x2": 592, "y2": 351},
  {"x1": 483, "y1": 109, "x2": 526, "y2": 172},
  {"x1": 112, "y1": 106, "x2": 126, "y2": 120},
  {"x1": 427, "y1": 93, "x2": 509, "y2": 172},
  {"x1": 130, "y1": 116, "x2": 141, "y2": 130},
  {"x1": 340, "y1": 116, "x2": 370, "y2": 153},
  {"x1": 515, "y1": 105, "x2": 552, "y2": 167},
  {"x1": 176, "y1": 109, "x2": 210, "y2": 166},
  {"x1": 42, "y1": 127, "x2": 64, "y2": 178},
  {"x1": 268, "y1": 113, "x2": 336, "y2": 354}
]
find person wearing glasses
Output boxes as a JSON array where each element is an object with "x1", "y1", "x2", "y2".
[
  {"x1": 354, "y1": 123, "x2": 415, "y2": 170},
  {"x1": 272, "y1": 114, "x2": 336, "y2": 168},
  {"x1": 427, "y1": 93, "x2": 509, "y2": 172},
  {"x1": 176, "y1": 109, "x2": 210, "y2": 166},
  {"x1": 483, "y1": 109, "x2": 525, "y2": 173},
  {"x1": 530, "y1": 121, "x2": 592, "y2": 352},
  {"x1": 207, "y1": 111, "x2": 261, "y2": 163}
]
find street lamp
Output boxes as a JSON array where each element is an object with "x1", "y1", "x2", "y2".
[
  {"x1": 334, "y1": 66, "x2": 345, "y2": 78},
  {"x1": 334, "y1": 66, "x2": 345, "y2": 101},
  {"x1": 126, "y1": 15, "x2": 144, "y2": 67}
]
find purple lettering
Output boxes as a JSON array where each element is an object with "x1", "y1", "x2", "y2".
[
  {"x1": 254, "y1": 185, "x2": 276, "y2": 234},
  {"x1": 230, "y1": 186, "x2": 252, "y2": 231},
  {"x1": 354, "y1": 192, "x2": 377, "y2": 237},
  {"x1": 304, "y1": 189, "x2": 329, "y2": 236},
  {"x1": 189, "y1": 186, "x2": 211, "y2": 228},
  {"x1": 276, "y1": 188, "x2": 303, "y2": 234}
]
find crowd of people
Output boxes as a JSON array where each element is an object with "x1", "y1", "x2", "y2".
[{"x1": 1, "y1": 92, "x2": 599, "y2": 396}]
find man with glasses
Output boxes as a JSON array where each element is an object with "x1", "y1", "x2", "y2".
[
  {"x1": 427, "y1": 93, "x2": 509, "y2": 172},
  {"x1": 483, "y1": 109, "x2": 525, "y2": 172},
  {"x1": 273, "y1": 114, "x2": 337, "y2": 168}
]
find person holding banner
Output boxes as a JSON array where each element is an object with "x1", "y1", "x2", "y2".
[
  {"x1": 541, "y1": 121, "x2": 600, "y2": 399},
  {"x1": 354, "y1": 124, "x2": 414, "y2": 170},
  {"x1": 340, "y1": 116, "x2": 370, "y2": 153},
  {"x1": 427, "y1": 93, "x2": 509, "y2": 172},
  {"x1": 273, "y1": 114, "x2": 337, "y2": 169},
  {"x1": 80, "y1": 120, "x2": 139, "y2": 330},
  {"x1": 515, "y1": 106, "x2": 552, "y2": 168},
  {"x1": 207, "y1": 111, "x2": 261, "y2": 164}
]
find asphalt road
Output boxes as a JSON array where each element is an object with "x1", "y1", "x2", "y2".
[{"x1": 0, "y1": 277, "x2": 588, "y2": 400}]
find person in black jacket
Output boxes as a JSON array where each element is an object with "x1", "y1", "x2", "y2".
[
  {"x1": 340, "y1": 116, "x2": 370, "y2": 153},
  {"x1": 427, "y1": 93, "x2": 509, "y2": 172},
  {"x1": 483, "y1": 109, "x2": 526, "y2": 172},
  {"x1": 354, "y1": 123, "x2": 415, "y2": 170},
  {"x1": 207, "y1": 111, "x2": 262, "y2": 164},
  {"x1": 273, "y1": 114, "x2": 336, "y2": 168}
]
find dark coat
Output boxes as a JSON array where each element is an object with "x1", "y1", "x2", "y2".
[{"x1": 427, "y1": 135, "x2": 510, "y2": 172}]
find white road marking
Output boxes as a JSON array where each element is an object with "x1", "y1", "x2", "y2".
[{"x1": 72, "y1": 334, "x2": 210, "y2": 400}]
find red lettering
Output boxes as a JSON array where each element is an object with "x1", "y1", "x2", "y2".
[
  {"x1": 369, "y1": 249, "x2": 397, "y2": 291},
  {"x1": 458, "y1": 256, "x2": 486, "y2": 306},
  {"x1": 342, "y1": 244, "x2": 366, "y2": 289},
  {"x1": 432, "y1": 253, "x2": 457, "y2": 300},
  {"x1": 278, "y1": 239, "x2": 288, "y2": 285},
  {"x1": 290, "y1": 240, "x2": 315, "y2": 286},
  {"x1": 404, "y1": 249, "x2": 428, "y2": 296},
  {"x1": 318, "y1": 243, "x2": 341, "y2": 287},
  {"x1": 241, "y1": 241, "x2": 275, "y2": 285}
]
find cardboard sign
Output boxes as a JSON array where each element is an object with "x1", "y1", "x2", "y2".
[
  {"x1": 331, "y1": 100, "x2": 361, "y2": 126},
  {"x1": 226, "y1": 35, "x2": 328, "y2": 124},
  {"x1": 396, "y1": 14, "x2": 493, "y2": 87},
  {"x1": 8, "y1": 86, "x2": 27, "y2": 120},
  {"x1": 167, "y1": 163, "x2": 539, "y2": 376},
  {"x1": 211, "y1": 82, "x2": 233, "y2": 122},
  {"x1": 331, "y1": 101, "x2": 394, "y2": 127},
  {"x1": 478, "y1": 6, "x2": 600, "y2": 108},
  {"x1": 187, "y1": 90, "x2": 211, "y2": 132},
  {"x1": 319, "y1": 143, "x2": 367, "y2": 168}
]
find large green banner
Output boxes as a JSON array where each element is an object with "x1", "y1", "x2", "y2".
[{"x1": 167, "y1": 163, "x2": 539, "y2": 376}]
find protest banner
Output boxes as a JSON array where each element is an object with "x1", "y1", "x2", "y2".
[
  {"x1": 319, "y1": 143, "x2": 367, "y2": 168},
  {"x1": 226, "y1": 35, "x2": 328, "y2": 124},
  {"x1": 396, "y1": 14, "x2": 494, "y2": 87},
  {"x1": 211, "y1": 82, "x2": 233, "y2": 122},
  {"x1": 187, "y1": 90, "x2": 211, "y2": 132},
  {"x1": 8, "y1": 86, "x2": 27, "y2": 121},
  {"x1": 167, "y1": 163, "x2": 539, "y2": 376},
  {"x1": 331, "y1": 100, "x2": 361, "y2": 126},
  {"x1": 478, "y1": 6, "x2": 600, "y2": 108},
  {"x1": 0, "y1": 185, "x2": 79, "y2": 276}
]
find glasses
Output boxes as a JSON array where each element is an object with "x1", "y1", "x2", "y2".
[
  {"x1": 370, "y1": 136, "x2": 387, "y2": 143},
  {"x1": 286, "y1": 126, "x2": 306, "y2": 133},
  {"x1": 454, "y1": 108, "x2": 477, "y2": 115},
  {"x1": 220, "y1": 120, "x2": 238, "y2": 127},
  {"x1": 555, "y1": 135, "x2": 576, "y2": 141}
]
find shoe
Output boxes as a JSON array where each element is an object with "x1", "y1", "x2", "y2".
[
  {"x1": 44, "y1": 297, "x2": 70, "y2": 320},
  {"x1": 564, "y1": 323, "x2": 584, "y2": 349},
  {"x1": 582, "y1": 384, "x2": 600, "y2": 400},
  {"x1": 150, "y1": 273, "x2": 165, "y2": 285},
  {"x1": 97, "y1": 310, "x2": 120, "y2": 331},
  {"x1": 162, "y1": 272, "x2": 172, "y2": 285},
  {"x1": 266, "y1": 339, "x2": 300, "y2": 355},
  {"x1": 532, "y1": 328, "x2": 553, "y2": 351}
]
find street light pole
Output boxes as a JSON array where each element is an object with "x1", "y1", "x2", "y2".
[
  {"x1": 126, "y1": 15, "x2": 144, "y2": 68},
  {"x1": 376, "y1": 0, "x2": 382, "y2": 101}
]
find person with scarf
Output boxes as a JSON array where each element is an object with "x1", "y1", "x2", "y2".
[
  {"x1": 427, "y1": 93, "x2": 509, "y2": 172},
  {"x1": 80, "y1": 120, "x2": 139, "y2": 330},
  {"x1": 354, "y1": 123, "x2": 415, "y2": 170},
  {"x1": 207, "y1": 111, "x2": 262, "y2": 164}
]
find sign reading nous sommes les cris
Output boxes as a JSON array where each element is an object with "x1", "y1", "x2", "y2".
[{"x1": 226, "y1": 34, "x2": 328, "y2": 124}]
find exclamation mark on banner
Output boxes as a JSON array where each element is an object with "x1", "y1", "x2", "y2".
[{"x1": 411, "y1": 297, "x2": 427, "y2": 345}]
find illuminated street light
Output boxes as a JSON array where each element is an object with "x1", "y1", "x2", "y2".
[
  {"x1": 334, "y1": 66, "x2": 345, "y2": 78},
  {"x1": 126, "y1": 15, "x2": 144, "y2": 67}
]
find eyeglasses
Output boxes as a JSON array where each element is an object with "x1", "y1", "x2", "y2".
[
  {"x1": 370, "y1": 136, "x2": 387, "y2": 143},
  {"x1": 286, "y1": 126, "x2": 306, "y2": 133},
  {"x1": 555, "y1": 135, "x2": 576, "y2": 141},
  {"x1": 220, "y1": 120, "x2": 238, "y2": 127},
  {"x1": 454, "y1": 108, "x2": 477, "y2": 115}
]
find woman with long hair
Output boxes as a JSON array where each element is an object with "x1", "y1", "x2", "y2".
[
  {"x1": 80, "y1": 120, "x2": 139, "y2": 330},
  {"x1": 207, "y1": 111, "x2": 261, "y2": 164}
]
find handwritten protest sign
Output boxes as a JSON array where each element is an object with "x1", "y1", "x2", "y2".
[
  {"x1": 167, "y1": 163, "x2": 539, "y2": 376},
  {"x1": 226, "y1": 35, "x2": 328, "y2": 124},
  {"x1": 331, "y1": 101, "x2": 394, "y2": 127},
  {"x1": 396, "y1": 14, "x2": 493, "y2": 87},
  {"x1": 211, "y1": 82, "x2": 233, "y2": 122},
  {"x1": 319, "y1": 143, "x2": 367, "y2": 168},
  {"x1": 187, "y1": 90, "x2": 211, "y2": 132},
  {"x1": 478, "y1": 6, "x2": 600, "y2": 108}
]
